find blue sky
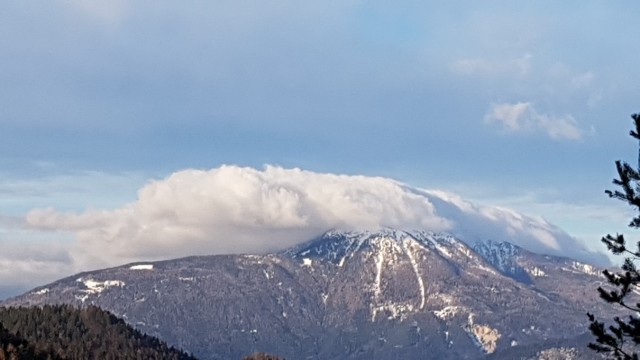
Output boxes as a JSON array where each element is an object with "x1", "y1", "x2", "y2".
[{"x1": 1, "y1": 1, "x2": 639, "y2": 297}]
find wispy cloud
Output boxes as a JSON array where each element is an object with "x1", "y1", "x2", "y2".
[
  {"x1": 450, "y1": 53, "x2": 533, "y2": 77},
  {"x1": 0, "y1": 168, "x2": 147, "y2": 215},
  {"x1": 484, "y1": 102, "x2": 585, "y2": 140},
  {"x1": 570, "y1": 71, "x2": 595, "y2": 89}
]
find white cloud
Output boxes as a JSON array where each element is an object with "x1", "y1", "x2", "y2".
[
  {"x1": 17, "y1": 165, "x2": 607, "y2": 275},
  {"x1": 515, "y1": 53, "x2": 533, "y2": 76},
  {"x1": 414, "y1": 189, "x2": 605, "y2": 262},
  {"x1": 484, "y1": 102, "x2": 585, "y2": 140},
  {"x1": 450, "y1": 53, "x2": 532, "y2": 76},
  {"x1": 24, "y1": 166, "x2": 452, "y2": 268},
  {"x1": 471, "y1": 193, "x2": 636, "y2": 261},
  {"x1": 0, "y1": 238, "x2": 76, "y2": 298},
  {"x1": 484, "y1": 102, "x2": 530, "y2": 132},
  {"x1": 571, "y1": 71, "x2": 595, "y2": 89},
  {"x1": 450, "y1": 58, "x2": 493, "y2": 75}
]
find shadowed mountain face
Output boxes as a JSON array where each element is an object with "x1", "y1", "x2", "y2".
[{"x1": 2, "y1": 230, "x2": 611, "y2": 359}]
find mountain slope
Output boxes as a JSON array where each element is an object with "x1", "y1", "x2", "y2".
[{"x1": 2, "y1": 229, "x2": 610, "y2": 359}]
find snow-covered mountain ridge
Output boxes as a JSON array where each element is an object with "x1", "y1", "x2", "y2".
[
  {"x1": 288, "y1": 229, "x2": 466, "y2": 265},
  {"x1": 288, "y1": 229, "x2": 598, "y2": 284}
]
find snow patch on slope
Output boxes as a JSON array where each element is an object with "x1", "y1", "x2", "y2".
[
  {"x1": 565, "y1": 261, "x2": 600, "y2": 276},
  {"x1": 130, "y1": 264, "x2": 153, "y2": 270},
  {"x1": 372, "y1": 302, "x2": 416, "y2": 322},
  {"x1": 74, "y1": 278, "x2": 125, "y2": 302},
  {"x1": 476, "y1": 241, "x2": 518, "y2": 271},
  {"x1": 32, "y1": 288, "x2": 49, "y2": 295},
  {"x1": 78, "y1": 278, "x2": 125, "y2": 294},
  {"x1": 527, "y1": 266, "x2": 546, "y2": 277},
  {"x1": 434, "y1": 306, "x2": 463, "y2": 320}
]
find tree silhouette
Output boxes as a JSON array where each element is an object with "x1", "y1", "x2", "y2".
[
  {"x1": 0, "y1": 305, "x2": 196, "y2": 360},
  {"x1": 588, "y1": 113, "x2": 640, "y2": 359}
]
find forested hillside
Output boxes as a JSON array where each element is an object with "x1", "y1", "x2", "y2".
[
  {"x1": 0, "y1": 305, "x2": 195, "y2": 360},
  {"x1": 0, "y1": 320, "x2": 57, "y2": 360}
]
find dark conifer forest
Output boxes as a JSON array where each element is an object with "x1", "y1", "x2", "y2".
[{"x1": 0, "y1": 305, "x2": 196, "y2": 360}]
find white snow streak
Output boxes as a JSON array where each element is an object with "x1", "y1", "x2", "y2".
[
  {"x1": 373, "y1": 241, "x2": 384, "y2": 299},
  {"x1": 402, "y1": 238, "x2": 425, "y2": 309},
  {"x1": 436, "y1": 245, "x2": 451, "y2": 257}
]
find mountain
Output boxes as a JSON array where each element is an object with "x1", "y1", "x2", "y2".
[
  {"x1": 2, "y1": 229, "x2": 612, "y2": 359},
  {"x1": 0, "y1": 304, "x2": 195, "y2": 359}
]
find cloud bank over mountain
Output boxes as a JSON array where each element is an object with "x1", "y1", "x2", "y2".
[
  {"x1": 22, "y1": 165, "x2": 608, "y2": 273},
  {"x1": 0, "y1": 164, "x2": 610, "y2": 298}
]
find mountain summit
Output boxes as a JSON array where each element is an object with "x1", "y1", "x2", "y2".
[{"x1": 3, "y1": 229, "x2": 609, "y2": 359}]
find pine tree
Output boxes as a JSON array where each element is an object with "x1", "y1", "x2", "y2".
[{"x1": 588, "y1": 113, "x2": 640, "y2": 359}]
